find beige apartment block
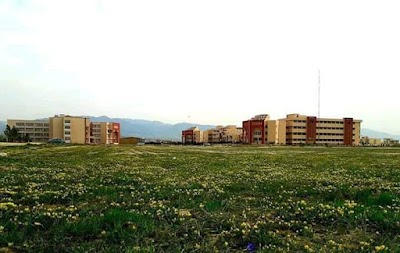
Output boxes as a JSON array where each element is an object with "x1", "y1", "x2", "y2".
[
  {"x1": 361, "y1": 137, "x2": 383, "y2": 146},
  {"x1": 243, "y1": 113, "x2": 362, "y2": 146},
  {"x1": 49, "y1": 115, "x2": 91, "y2": 144},
  {"x1": 7, "y1": 114, "x2": 121, "y2": 144},
  {"x1": 202, "y1": 130, "x2": 209, "y2": 144},
  {"x1": 277, "y1": 119, "x2": 287, "y2": 145},
  {"x1": 370, "y1": 138, "x2": 383, "y2": 146},
  {"x1": 202, "y1": 125, "x2": 242, "y2": 144},
  {"x1": 282, "y1": 114, "x2": 361, "y2": 145},
  {"x1": 267, "y1": 120, "x2": 279, "y2": 144},
  {"x1": 182, "y1": 127, "x2": 203, "y2": 144},
  {"x1": 383, "y1": 138, "x2": 399, "y2": 146},
  {"x1": 6, "y1": 119, "x2": 50, "y2": 142},
  {"x1": 204, "y1": 126, "x2": 222, "y2": 143},
  {"x1": 90, "y1": 122, "x2": 121, "y2": 144},
  {"x1": 220, "y1": 125, "x2": 242, "y2": 143},
  {"x1": 243, "y1": 114, "x2": 280, "y2": 144}
]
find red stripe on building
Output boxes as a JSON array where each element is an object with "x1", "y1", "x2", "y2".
[
  {"x1": 343, "y1": 118, "x2": 353, "y2": 146},
  {"x1": 306, "y1": 116, "x2": 317, "y2": 144}
]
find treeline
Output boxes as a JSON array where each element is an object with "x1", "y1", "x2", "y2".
[{"x1": 1, "y1": 125, "x2": 31, "y2": 142}]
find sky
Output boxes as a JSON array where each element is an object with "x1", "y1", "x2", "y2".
[{"x1": 0, "y1": 0, "x2": 399, "y2": 134}]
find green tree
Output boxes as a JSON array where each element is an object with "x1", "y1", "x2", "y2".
[
  {"x1": 3, "y1": 125, "x2": 11, "y2": 142},
  {"x1": 11, "y1": 126, "x2": 20, "y2": 142},
  {"x1": 4, "y1": 125, "x2": 21, "y2": 142},
  {"x1": 0, "y1": 134, "x2": 6, "y2": 142},
  {"x1": 23, "y1": 133, "x2": 31, "y2": 142}
]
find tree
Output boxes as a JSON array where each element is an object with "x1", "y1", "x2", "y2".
[
  {"x1": 4, "y1": 125, "x2": 21, "y2": 142},
  {"x1": 11, "y1": 126, "x2": 20, "y2": 142},
  {"x1": 0, "y1": 134, "x2": 6, "y2": 142},
  {"x1": 23, "y1": 133, "x2": 31, "y2": 142},
  {"x1": 3, "y1": 125, "x2": 11, "y2": 142}
]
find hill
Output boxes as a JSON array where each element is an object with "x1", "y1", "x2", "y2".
[
  {"x1": 89, "y1": 116, "x2": 215, "y2": 140},
  {"x1": 0, "y1": 120, "x2": 5, "y2": 133},
  {"x1": 361, "y1": 128, "x2": 400, "y2": 140},
  {"x1": 1, "y1": 118, "x2": 399, "y2": 141}
]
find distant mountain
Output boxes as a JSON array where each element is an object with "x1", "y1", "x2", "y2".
[
  {"x1": 0, "y1": 120, "x2": 5, "y2": 133},
  {"x1": 89, "y1": 116, "x2": 215, "y2": 140},
  {"x1": 2, "y1": 117, "x2": 398, "y2": 141},
  {"x1": 361, "y1": 128, "x2": 400, "y2": 140},
  {"x1": 90, "y1": 117, "x2": 400, "y2": 141}
]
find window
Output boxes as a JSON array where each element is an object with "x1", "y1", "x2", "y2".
[
  {"x1": 16, "y1": 123, "x2": 25, "y2": 126},
  {"x1": 65, "y1": 125, "x2": 71, "y2": 129},
  {"x1": 65, "y1": 131, "x2": 71, "y2": 135},
  {"x1": 65, "y1": 137, "x2": 71, "y2": 140},
  {"x1": 65, "y1": 120, "x2": 71, "y2": 123}
]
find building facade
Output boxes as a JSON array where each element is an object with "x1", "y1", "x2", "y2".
[
  {"x1": 182, "y1": 125, "x2": 242, "y2": 144},
  {"x1": 90, "y1": 122, "x2": 120, "y2": 144},
  {"x1": 283, "y1": 114, "x2": 361, "y2": 145},
  {"x1": 243, "y1": 113, "x2": 362, "y2": 146},
  {"x1": 6, "y1": 119, "x2": 50, "y2": 142},
  {"x1": 182, "y1": 127, "x2": 203, "y2": 144},
  {"x1": 383, "y1": 138, "x2": 399, "y2": 146},
  {"x1": 242, "y1": 114, "x2": 280, "y2": 144},
  {"x1": 49, "y1": 115, "x2": 91, "y2": 144},
  {"x1": 361, "y1": 136, "x2": 383, "y2": 146},
  {"x1": 7, "y1": 114, "x2": 120, "y2": 144}
]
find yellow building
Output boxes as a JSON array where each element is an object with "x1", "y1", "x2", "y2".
[
  {"x1": 242, "y1": 114, "x2": 281, "y2": 144},
  {"x1": 6, "y1": 119, "x2": 50, "y2": 142},
  {"x1": 90, "y1": 122, "x2": 121, "y2": 144},
  {"x1": 182, "y1": 127, "x2": 203, "y2": 144},
  {"x1": 204, "y1": 126, "x2": 222, "y2": 143},
  {"x1": 49, "y1": 115, "x2": 91, "y2": 144},
  {"x1": 383, "y1": 138, "x2": 399, "y2": 146},
  {"x1": 361, "y1": 136, "x2": 383, "y2": 146},
  {"x1": 8, "y1": 114, "x2": 121, "y2": 144},
  {"x1": 282, "y1": 114, "x2": 361, "y2": 145},
  {"x1": 243, "y1": 113, "x2": 362, "y2": 146},
  {"x1": 202, "y1": 125, "x2": 242, "y2": 144}
]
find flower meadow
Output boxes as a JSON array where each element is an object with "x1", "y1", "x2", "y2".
[{"x1": 0, "y1": 144, "x2": 400, "y2": 252}]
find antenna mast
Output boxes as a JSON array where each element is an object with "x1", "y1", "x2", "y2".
[{"x1": 318, "y1": 69, "x2": 321, "y2": 118}]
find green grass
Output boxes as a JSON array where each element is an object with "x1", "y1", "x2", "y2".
[{"x1": 1, "y1": 144, "x2": 400, "y2": 252}]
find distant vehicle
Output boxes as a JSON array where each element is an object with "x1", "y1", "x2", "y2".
[{"x1": 47, "y1": 138, "x2": 65, "y2": 144}]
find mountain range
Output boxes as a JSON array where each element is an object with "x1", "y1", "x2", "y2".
[
  {"x1": 0, "y1": 118, "x2": 399, "y2": 141},
  {"x1": 88, "y1": 116, "x2": 214, "y2": 140},
  {"x1": 0, "y1": 121, "x2": 5, "y2": 134}
]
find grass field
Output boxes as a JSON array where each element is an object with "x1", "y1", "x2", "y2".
[{"x1": 0, "y1": 144, "x2": 399, "y2": 252}]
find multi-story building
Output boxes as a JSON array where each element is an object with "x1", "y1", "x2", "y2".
[
  {"x1": 243, "y1": 113, "x2": 362, "y2": 146},
  {"x1": 361, "y1": 136, "x2": 383, "y2": 146},
  {"x1": 7, "y1": 114, "x2": 120, "y2": 144},
  {"x1": 282, "y1": 114, "x2": 361, "y2": 145},
  {"x1": 202, "y1": 125, "x2": 242, "y2": 144},
  {"x1": 242, "y1": 114, "x2": 280, "y2": 144},
  {"x1": 90, "y1": 122, "x2": 120, "y2": 144},
  {"x1": 220, "y1": 125, "x2": 241, "y2": 143},
  {"x1": 49, "y1": 115, "x2": 91, "y2": 144},
  {"x1": 182, "y1": 125, "x2": 242, "y2": 144},
  {"x1": 6, "y1": 119, "x2": 50, "y2": 142},
  {"x1": 203, "y1": 126, "x2": 222, "y2": 143},
  {"x1": 383, "y1": 138, "x2": 399, "y2": 146},
  {"x1": 182, "y1": 127, "x2": 203, "y2": 144}
]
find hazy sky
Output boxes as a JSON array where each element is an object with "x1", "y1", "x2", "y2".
[{"x1": 1, "y1": 0, "x2": 399, "y2": 134}]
